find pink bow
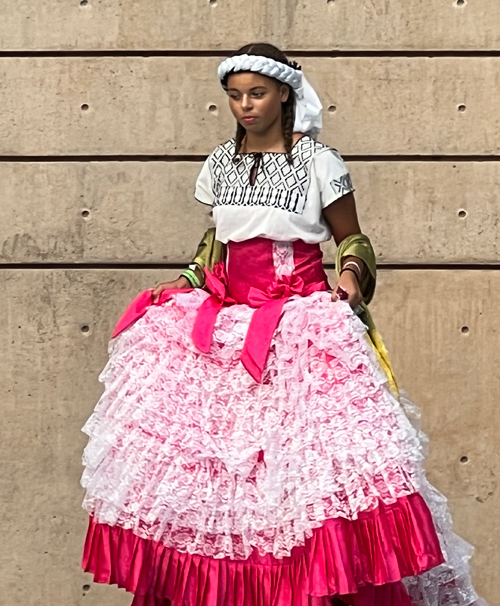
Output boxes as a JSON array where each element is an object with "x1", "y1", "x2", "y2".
[
  {"x1": 192, "y1": 263, "x2": 235, "y2": 354},
  {"x1": 193, "y1": 266, "x2": 326, "y2": 382},
  {"x1": 241, "y1": 274, "x2": 326, "y2": 382},
  {"x1": 111, "y1": 286, "x2": 193, "y2": 339},
  {"x1": 246, "y1": 273, "x2": 306, "y2": 307}
]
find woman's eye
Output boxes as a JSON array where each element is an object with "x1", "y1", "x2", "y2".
[{"x1": 252, "y1": 93, "x2": 264, "y2": 98}]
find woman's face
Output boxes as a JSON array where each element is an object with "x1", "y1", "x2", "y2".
[{"x1": 226, "y1": 72, "x2": 289, "y2": 134}]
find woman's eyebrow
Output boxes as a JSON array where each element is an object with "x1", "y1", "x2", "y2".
[{"x1": 226, "y1": 86, "x2": 268, "y2": 93}]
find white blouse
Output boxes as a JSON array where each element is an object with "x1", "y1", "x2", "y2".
[{"x1": 194, "y1": 135, "x2": 354, "y2": 244}]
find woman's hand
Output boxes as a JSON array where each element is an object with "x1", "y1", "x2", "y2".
[
  {"x1": 151, "y1": 276, "x2": 190, "y2": 304},
  {"x1": 331, "y1": 270, "x2": 363, "y2": 309}
]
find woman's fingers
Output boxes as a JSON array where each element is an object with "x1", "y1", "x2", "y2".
[
  {"x1": 151, "y1": 288, "x2": 160, "y2": 304},
  {"x1": 337, "y1": 286, "x2": 349, "y2": 301},
  {"x1": 151, "y1": 279, "x2": 185, "y2": 304},
  {"x1": 331, "y1": 284, "x2": 348, "y2": 303},
  {"x1": 151, "y1": 283, "x2": 168, "y2": 304},
  {"x1": 331, "y1": 279, "x2": 362, "y2": 309},
  {"x1": 336, "y1": 271, "x2": 364, "y2": 308}
]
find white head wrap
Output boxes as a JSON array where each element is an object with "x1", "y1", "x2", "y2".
[{"x1": 218, "y1": 54, "x2": 323, "y2": 138}]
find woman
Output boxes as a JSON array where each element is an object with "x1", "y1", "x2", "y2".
[{"x1": 81, "y1": 43, "x2": 485, "y2": 606}]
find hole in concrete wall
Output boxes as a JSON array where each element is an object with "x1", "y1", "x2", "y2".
[
  {"x1": 458, "y1": 209, "x2": 467, "y2": 218},
  {"x1": 207, "y1": 103, "x2": 219, "y2": 116},
  {"x1": 457, "y1": 104, "x2": 466, "y2": 112},
  {"x1": 208, "y1": 0, "x2": 217, "y2": 5},
  {"x1": 81, "y1": 209, "x2": 90, "y2": 219},
  {"x1": 82, "y1": 585, "x2": 91, "y2": 591},
  {"x1": 328, "y1": 105, "x2": 337, "y2": 113},
  {"x1": 460, "y1": 455, "x2": 469, "y2": 464},
  {"x1": 461, "y1": 326, "x2": 469, "y2": 334},
  {"x1": 327, "y1": 0, "x2": 336, "y2": 3},
  {"x1": 80, "y1": 0, "x2": 89, "y2": 6},
  {"x1": 456, "y1": 0, "x2": 466, "y2": 5},
  {"x1": 81, "y1": 325, "x2": 90, "y2": 334},
  {"x1": 81, "y1": 103, "x2": 89, "y2": 111}
]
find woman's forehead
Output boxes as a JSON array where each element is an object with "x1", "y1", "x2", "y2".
[{"x1": 226, "y1": 71, "x2": 278, "y2": 91}]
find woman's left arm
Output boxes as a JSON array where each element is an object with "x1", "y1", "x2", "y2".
[{"x1": 322, "y1": 191, "x2": 366, "y2": 308}]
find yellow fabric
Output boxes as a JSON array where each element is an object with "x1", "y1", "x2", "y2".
[
  {"x1": 360, "y1": 309, "x2": 399, "y2": 396},
  {"x1": 190, "y1": 229, "x2": 399, "y2": 395},
  {"x1": 334, "y1": 233, "x2": 399, "y2": 396}
]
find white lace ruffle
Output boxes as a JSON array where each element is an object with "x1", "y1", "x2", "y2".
[
  {"x1": 272, "y1": 241, "x2": 295, "y2": 278},
  {"x1": 82, "y1": 291, "x2": 424, "y2": 559},
  {"x1": 400, "y1": 394, "x2": 486, "y2": 606},
  {"x1": 81, "y1": 290, "x2": 487, "y2": 606}
]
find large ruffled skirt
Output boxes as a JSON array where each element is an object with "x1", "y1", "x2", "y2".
[{"x1": 81, "y1": 286, "x2": 484, "y2": 606}]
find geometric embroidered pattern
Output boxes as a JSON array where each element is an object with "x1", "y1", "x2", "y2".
[
  {"x1": 330, "y1": 172, "x2": 353, "y2": 197},
  {"x1": 210, "y1": 135, "x2": 341, "y2": 215}
]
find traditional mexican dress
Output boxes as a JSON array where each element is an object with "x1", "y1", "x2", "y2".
[{"x1": 81, "y1": 135, "x2": 484, "y2": 606}]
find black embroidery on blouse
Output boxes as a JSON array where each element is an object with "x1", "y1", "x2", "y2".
[
  {"x1": 330, "y1": 173, "x2": 353, "y2": 197},
  {"x1": 210, "y1": 137, "x2": 334, "y2": 215}
]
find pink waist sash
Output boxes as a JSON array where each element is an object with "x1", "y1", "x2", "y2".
[
  {"x1": 192, "y1": 239, "x2": 330, "y2": 381},
  {"x1": 112, "y1": 238, "x2": 330, "y2": 382}
]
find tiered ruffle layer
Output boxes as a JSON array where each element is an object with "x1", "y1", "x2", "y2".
[
  {"x1": 82, "y1": 292, "x2": 427, "y2": 557},
  {"x1": 83, "y1": 493, "x2": 441, "y2": 606},
  {"x1": 81, "y1": 291, "x2": 485, "y2": 606}
]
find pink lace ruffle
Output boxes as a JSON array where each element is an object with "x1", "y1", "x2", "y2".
[
  {"x1": 83, "y1": 492, "x2": 441, "y2": 606},
  {"x1": 82, "y1": 291, "x2": 428, "y2": 560}
]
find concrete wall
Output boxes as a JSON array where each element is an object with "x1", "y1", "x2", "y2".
[{"x1": 0, "y1": 2, "x2": 498, "y2": 605}]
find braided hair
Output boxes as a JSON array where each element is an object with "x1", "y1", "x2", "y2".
[{"x1": 222, "y1": 43, "x2": 298, "y2": 164}]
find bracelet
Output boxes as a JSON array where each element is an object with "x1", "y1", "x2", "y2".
[
  {"x1": 180, "y1": 268, "x2": 202, "y2": 288},
  {"x1": 340, "y1": 266, "x2": 361, "y2": 284},
  {"x1": 342, "y1": 260, "x2": 363, "y2": 279},
  {"x1": 191, "y1": 262, "x2": 206, "y2": 288}
]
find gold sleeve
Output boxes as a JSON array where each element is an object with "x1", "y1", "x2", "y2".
[
  {"x1": 334, "y1": 233, "x2": 377, "y2": 305},
  {"x1": 335, "y1": 233, "x2": 399, "y2": 395},
  {"x1": 192, "y1": 228, "x2": 226, "y2": 273},
  {"x1": 181, "y1": 228, "x2": 226, "y2": 287}
]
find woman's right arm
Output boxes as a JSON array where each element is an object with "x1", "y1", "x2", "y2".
[
  {"x1": 151, "y1": 275, "x2": 191, "y2": 303},
  {"x1": 151, "y1": 228, "x2": 223, "y2": 303}
]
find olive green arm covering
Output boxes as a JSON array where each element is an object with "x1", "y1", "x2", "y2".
[
  {"x1": 335, "y1": 233, "x2": 399, "y2": 395},
  {"x1": 188, "y1": 228, "x2": 226, "y2": 287},
  {"x1": 334, "y1": 233, "x2": 377, "y2": 305}
]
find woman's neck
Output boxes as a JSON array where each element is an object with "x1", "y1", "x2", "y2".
[
  {"x1": 242, "y1": 130, "x2": 304, "y2": 154},
  {"x1": 242, "y1": 123, "x2": 285, "y2": 153}
]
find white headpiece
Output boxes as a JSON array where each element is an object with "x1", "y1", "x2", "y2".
[{"x1": 217, "y1": 54, "x2": 323, "y2": 138}]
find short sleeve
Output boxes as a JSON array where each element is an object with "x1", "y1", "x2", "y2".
[
  {"x1": 313, "y1": 148, "x2": 355, "y2": 209},
  {"x1": 194, "y1": 156, "x2": 214, "y2": 206}
]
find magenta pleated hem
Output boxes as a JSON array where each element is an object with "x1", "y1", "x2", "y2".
[{"x1": 82, "y1": 493, "x2": 444, "y2": 606}]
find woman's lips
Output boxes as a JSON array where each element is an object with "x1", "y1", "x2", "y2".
[{"x1": 242, "y1": 116, "x2": 258, "y2": 124}]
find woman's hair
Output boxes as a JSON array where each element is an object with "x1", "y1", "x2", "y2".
[{"x1": 223, "y1": 43, "x2": 296, "y2": 163}]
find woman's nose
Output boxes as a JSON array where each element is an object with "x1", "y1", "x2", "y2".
[{"x1": 241, "y1": 95, "x2": 253, "y2": 111}]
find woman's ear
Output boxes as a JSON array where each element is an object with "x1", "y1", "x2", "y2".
[{"x1": 280, "y1": 84, "x2": 290, "y2": 103}]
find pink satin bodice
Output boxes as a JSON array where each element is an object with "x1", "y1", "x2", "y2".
[{"x1": 192, "y1": 239, "x2": 330, "y2": 381}]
